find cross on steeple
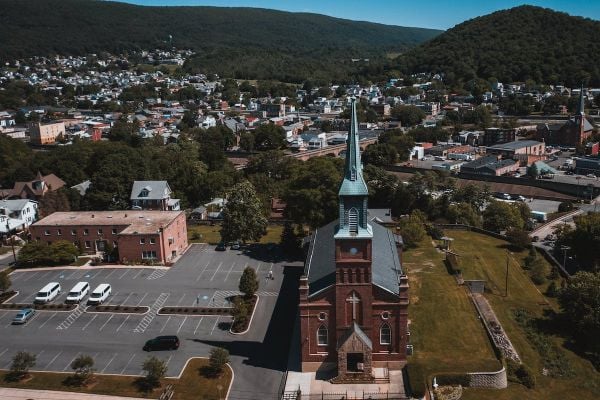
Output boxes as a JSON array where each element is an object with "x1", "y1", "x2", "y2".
[{"x1": 347, "y1": 292, "x2": 361, "y2": 320}]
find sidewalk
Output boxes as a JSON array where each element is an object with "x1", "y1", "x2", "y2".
[{"x1": 0, "y1": 388, "x2": 144, "y2": 400}]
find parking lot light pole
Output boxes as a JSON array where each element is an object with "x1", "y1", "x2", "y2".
[{"x1": 561, "y1": 245, "x2": 570, "y2": 270}]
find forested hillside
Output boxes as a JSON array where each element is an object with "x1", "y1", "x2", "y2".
[
  {"x1": 395, "y1": 6, "x2": 600, "y2": 86},
  {"x1": 0, "y1": 0, "x2": 440, "y2": 82}
]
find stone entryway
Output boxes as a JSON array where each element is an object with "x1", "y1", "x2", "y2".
[{"x1": 335, "y1": 322, "x2": 374, "y2": 382}]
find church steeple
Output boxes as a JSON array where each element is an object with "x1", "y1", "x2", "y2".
[
  {"x1": 578, "y1": 84, "x2": 585, "y2": 117},
  {"x1": 335, "y1": 98, "x2": 372, "y2": 239}
]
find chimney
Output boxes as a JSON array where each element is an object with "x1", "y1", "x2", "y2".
[{"x1": 91, "y1": 214, "x2": 95, "y2": 218}]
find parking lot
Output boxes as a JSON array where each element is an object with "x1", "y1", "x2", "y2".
[{"x1": 0, "y1": 243, "x2": 286, "y2": 381}]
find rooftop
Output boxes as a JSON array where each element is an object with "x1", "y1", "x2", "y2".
[
  {"x1": 33, "y1": 211, "x2": 183, "y2": 235},
  {"x1": 487, "y1": 140, "x2": 543, "y2": 151}
]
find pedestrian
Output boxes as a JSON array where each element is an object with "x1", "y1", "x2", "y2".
[
  {"x1": 196, "y1": 295, "x2": 200, "y2": 305},
  {"x1": 268, "y1": 270, "x2": 274, "y2": 280}
]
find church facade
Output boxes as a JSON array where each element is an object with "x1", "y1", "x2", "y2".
[{"x1": 299, "y1": 98, "x2": 409, "y2": 381}]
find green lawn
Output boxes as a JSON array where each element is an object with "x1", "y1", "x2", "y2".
[
  {"x1": 0, "y1": 358, "x2": 231, "y2": 400},
  {"x1": 188, "y1": 224, "x2": 283, "y2": 245},
  {"x1": 403, "y1": 239, "x2": 500, "y2": 379},
  {"x1": 432, "y1": 230, "x2": 600, "y2": 400}
]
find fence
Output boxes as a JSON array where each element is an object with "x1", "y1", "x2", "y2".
[{"x1": 282, "y1": 392, "x2": 408, "y2": 400}]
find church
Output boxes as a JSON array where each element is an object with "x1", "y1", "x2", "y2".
[{"x1": 298, "y1": 98, "x2": 409, "y2": 381}]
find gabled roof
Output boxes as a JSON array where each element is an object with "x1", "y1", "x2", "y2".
[
  {"x1": 337, "y1": 321, "x2": 372, "y2": 351},
  {"x1": 130, "y1": 181, "x2": 171, "y2": 200},
  {"x1": 304, "y1": 218, "x2": 402, "y2": 297}
]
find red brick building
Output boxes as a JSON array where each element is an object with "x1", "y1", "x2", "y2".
[
  {"x1": 30, "y1": 211, "x2": 187, "y2": 264},
  {"x1": 299, "y1": 99, "x2": 409, "y2": 381}
]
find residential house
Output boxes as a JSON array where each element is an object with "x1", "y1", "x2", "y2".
[
  {"x1": 130, "y1": 181, "x2": 180, "y2": 211},
  {"x1": 0, "y1": 199, "x2": 38, "y2": 234},
  {"x1": 2, "y1": 172, "x2": 65, "y2": 200}
]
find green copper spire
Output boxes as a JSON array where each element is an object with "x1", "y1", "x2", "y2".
[
  {"x1": 578, "y1": 84, "x2": 585, "y2": 116},
  {"x1": 338, "y1": 98, "x2": 369, "y2": 197},
  {"x1": 335, "y1": 98, "x2": 372, "y2": 239}
]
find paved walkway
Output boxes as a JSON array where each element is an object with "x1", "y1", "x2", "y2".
[{"x1": 0, "y1": 388, "x2": 143, "y2": 400}]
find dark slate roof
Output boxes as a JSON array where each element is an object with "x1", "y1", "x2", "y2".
[
  {"x1": 304, "y1": 219, "x2": 402, "y2": 297},
  {"x1": 487, "y1": 140, "x2": 543, "y2": 151},
  {"x1": 337, "y1": 322, "x2": 372, "y2": 351}
]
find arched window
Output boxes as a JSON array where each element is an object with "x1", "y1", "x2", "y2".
[
  {"x1": 380, "y1": 324, "x2": 391, "y2": 345},
  {"x1": 317, "y1": 325, "x2": 328, "y2": 346},
  {"x1": 351, "y1": 167, "x2": 357, "y2": 181},
  {"x1": 348, "y1": 208, "x2": 358, "y2": 234}
]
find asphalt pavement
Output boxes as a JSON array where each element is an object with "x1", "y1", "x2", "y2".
[{"x1": 1, "y1": 243, "x2": 303, "y2": 400}]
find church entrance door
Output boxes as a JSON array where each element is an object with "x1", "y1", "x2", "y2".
[{"x1": 346, "y1": 352, "x2": 364, "y2": 372}]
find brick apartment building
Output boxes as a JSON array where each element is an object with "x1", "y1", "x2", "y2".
[
  {"x1": 30, "y1": 211, "x2": 187, "y2": 264},
  {"x1": 28, "y1": 121, "x2": 66, "y2": 145}
]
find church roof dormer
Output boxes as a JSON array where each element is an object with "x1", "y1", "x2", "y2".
[{"x1": 338, "y1": 98, "x2": 369, "y2": 197}]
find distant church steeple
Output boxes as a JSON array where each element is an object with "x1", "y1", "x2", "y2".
[
  {"x1": 578, "y1": 83, "x2": 585, "y2": 117},
  {"x1": 335, "y1": 98, "x2": 372, "y2": 239}
]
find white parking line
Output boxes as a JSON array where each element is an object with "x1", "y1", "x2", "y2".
[
  {"x1": 67, "y1": 270, "x2": 80, "y2": 280},
  {"x1": 210, "y1": 316, "x2": 220, "y2": 335},
  {"x1": 196, "y1": 261, "x2": 211, "y2": 282},
  {"x1": 164, "y1": 354, "x2": 173, "y2": 369},
  {"x1": 63, "y1": 353, "x2": 80, "y2": 371},
  {"x1": 120, "y1": 354, "x2": 136, "y2": 375},
  {"x1": 106, "y1": 291, "x2": 120, "y2": 305},
  {"x1": 116, "y1": 315, "x2": 130, "y2": 332},
  {"x1": 193, "y1": 317, "x2": 204, "y2": 335},
  {"x1": 176, "y1": 316, "x2": 188, "y2": 333},
  {"x1": 0, "y1": 311, "x2": 9, "y2": 319},
  {"x1": 0, "y1": 348, "x2": 8, "y2": 360},
  {"x1": 44, "y1": 351, "x2": 62, "y2": 369},
  {"x1": 118, "y1": 270, "x2": 129, "y2": 280},
  {"x1": 23, "y1": 271, "x2": 40, "y2": 281},
  {"x1": 224, "y1": 262, "x2": 237, "y2": 282},
  {"x1": 256, "y1": 262, "x2": 262, "y2": 273},
  {"x1": 210, "y1": 262, "x2": 223, "y2": 281},
  {"x1": 104, "y1": 269, "x2": 118, "y2": 279},
  {"x1": 98, "y1": 314, "x2": 114, "y2": 331},
  {"x1": 136, "y1": 293, "x2": 148, "y2": 306},
  {"x1": 81, "y1": 314, "x2": 98, "y2": 330},
  {"x1": 38, "y1": 312, "x2": 58, "y2": 329},
  {"x1": 175, "y1": 293, "x2": 186, "y2": 306},
  {"x1": 160, "y1": 316, "x2": 171, "y2": 333},
  {"x1": 121, "y1": 292, "x2": 133, "y2": 305},
  {"x1": 90, "y1": 269, "x2": 104, "y2": 279},
  {"x1": 101, "y1": 353, "x2": 117, "y2": 373},
  {"x1": 38, "y1": 271, "x2": 52, "y2": 279},
  {"x1": 35, "y1": 350, "x2": 44, "y2": 362},
  {"x1": 132, "y1": 269, "x2": 144, "y2": 279}
]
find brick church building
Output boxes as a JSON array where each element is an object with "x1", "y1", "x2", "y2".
[
  {"x1": 299, "y1": 99, "x2": 409, "y2": 381},
  {"x1": 536, "y1": 86, "x2": 593, "y2": 146}
]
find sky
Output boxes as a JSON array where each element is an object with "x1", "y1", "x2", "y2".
[{"x1": 119, "y1": 0, "x2": 600, "y2": 30}]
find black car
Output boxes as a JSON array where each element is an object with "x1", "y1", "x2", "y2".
[
  {"x1": 143, "y1": 335, "x2": 180, "y2": 351},
  {"x1": 215, "y1": 242, "x2": 226, "y2": 251}
]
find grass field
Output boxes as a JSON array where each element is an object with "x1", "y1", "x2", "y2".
[
  {"x1": 407, "y1": 230, "x2": 600, "y2": 399},
  {"x1": 188, "y1": 224, "x2": 283, "y2": 245},
  {"x1": 0, "y1": 358, "x2": 231, "y2": 400}
]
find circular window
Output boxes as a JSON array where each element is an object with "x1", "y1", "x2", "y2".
[
  {"x1": 318, "y1": 312, "x2": 327, "y2": 321},
  {"x1": 381, "y1": 311, "x2": 390, "y2": 320},
  {"x1": 350, "y1": 247, "x2": 358, "y2": 255}
]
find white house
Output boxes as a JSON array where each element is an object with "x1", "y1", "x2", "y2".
[{"x1": 0, "y1": 199, "x2": 38, "y2": 234}]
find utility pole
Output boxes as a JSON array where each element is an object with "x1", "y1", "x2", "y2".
[
  {"x1": 5, "y1": 221, "x2": 16, "y2": 264},
  {"x1": 561, "y1": 245, "x2": 570, "y2": 270},
  {"x1": 505, "y1": 250, "x2": 510, "y2": 297}
]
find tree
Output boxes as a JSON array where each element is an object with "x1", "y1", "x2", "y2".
[
  {"x1": 507, "y1": 228, "x2": 532, "y2": 249},
  {"x1": 70, "y1": 354, "x2": 95, "y2": 386},
  {"x1": 391, "y1": 105, "x2": 426, "y2": 127},
  {"x1": 446, "y1": 202, "x2": 482, "y2": 227},
  {"x1": 0, "y1": 271, "x2": 11, "y2": 293},
  {"x1": 239, "y1": 131, "x2": 255, "y2": 152},
  {"x1": 558, "y1": 271, "x2": 600, "y2": 357},
  {"x1": 280, "y1": 221, "x2": 301, "y2": 256},
  {"x1": 361, "y1": 144, "x2": 398, "y2": 166},
  {"x1": 527, "y1": 163, "x2": 539, "y2": 178},
  {"x1": 253, "y1": 124, "x2": 286, "y2": 150},
  {"x1": 208, "y1": 348, "x2": 229, "y2": 376},
  {"x1": 396, "y1": 212, "x2": 427, "y2": 248},
  {"x1": 18, "y1": 240, "x2": 79, "y2": 266},
  {"x1": 239, "y1": 266, "x2": 259, "y2": 298},
  {"x1": 220, "y1": 181, "x2": 268, "y2": 243},
  {"x1": 559, "y1": 213, "x2": 600, "y2": 271},
  {"x1": 231, "y1": 297, "x2": 249, "y2": 331},
  {"x1": 9, "y1": 351, "x2": 36, "y2": 381},
  {"x1": 142, "y1": 356, "x2": 168, "y2": 389},
  {"x1": 482, "y1": 200, "x2": 524, "y2": 232}
]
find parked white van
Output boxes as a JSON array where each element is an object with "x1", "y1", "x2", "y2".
[
  {"x1": 66, "y1": 282, "x2": 90, "y2": 303},
  {"x1": 87, "y1": 284, "x2": 111, "y2": 305},
  {"x1": 34, "y1": 282, "x2": 61, "y2": 303}
]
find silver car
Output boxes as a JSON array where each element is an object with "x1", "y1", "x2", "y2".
[{"x1": 12, "y1": 308, "x2": 35, "y2": 324}]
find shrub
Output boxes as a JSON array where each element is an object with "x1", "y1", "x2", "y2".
[
  {"x1": 70, "y1": 354, "x2": 95, "y2": 386},
  {"x1": 507, "y1": 228, "x2": 531, "y2": 249},
  {"x1": 436, "y1": 373, "x2": 470, "y2": 386},
  {"x1": 546, "y1": 281, "x2": 559, "y2": 297},
  {"x1": 142, "y1": 356, "x2": 167, "y2": 389},
  {"x1": 558, "y1": 201, "x2": 574, "y2": 212},
  {"x1": 426, "y1": 224, "x2": 444, "y2": 240},
  {"x1": 515, "y1": 364, "x2": 536, "y2": 388},
  {"x1": 208, "y1": 347, "x2": 229, "y2": 376},
  {"x1": 530, "y1": 260, "x2": 546, "y2": 285},
  {"x1": 231, "y1": 297, "x2": 249, "y2": 331},
  {"x1": 406, "y1": 363, "x2": 426, "y2": 398},
  {"x1": 9, "y1": 351, "x2": 36, "y2": 381}
]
